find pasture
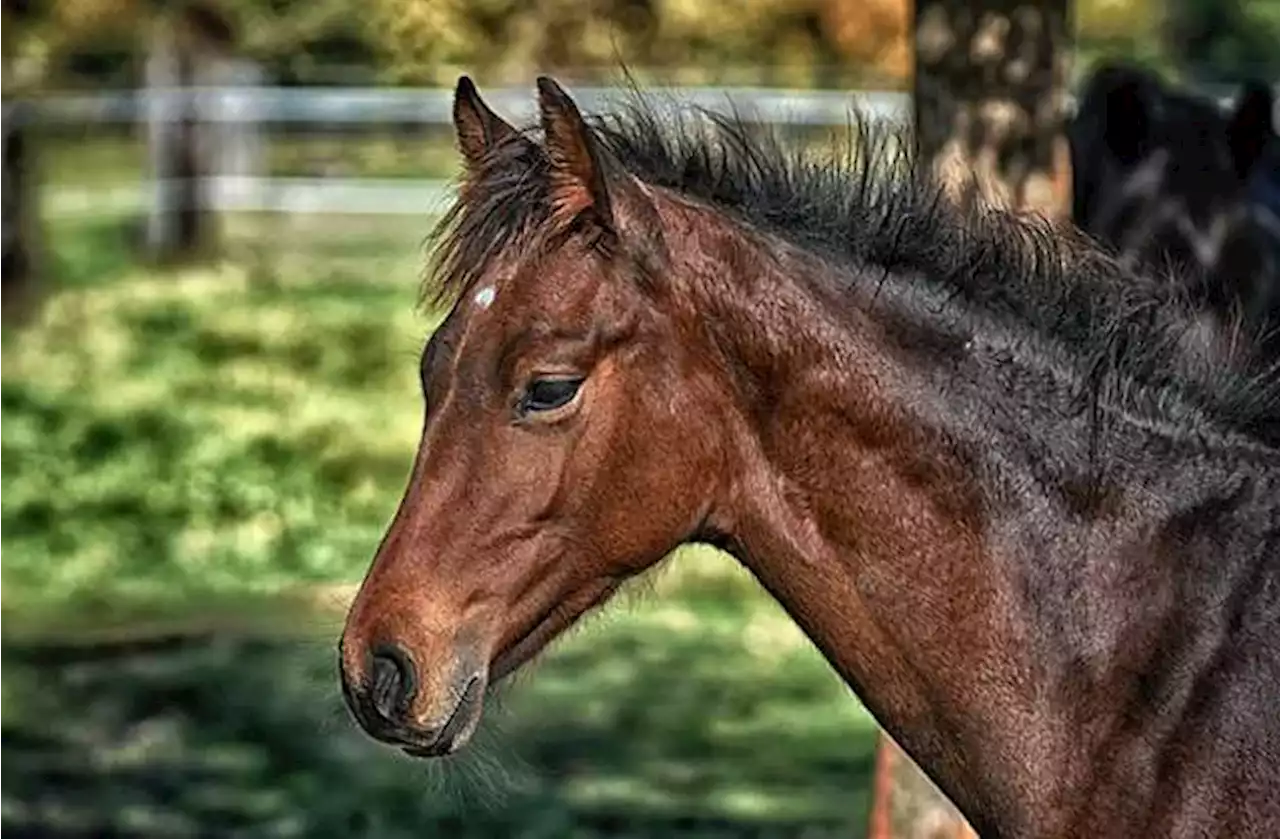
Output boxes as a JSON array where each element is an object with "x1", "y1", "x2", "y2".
[{"x1": 2, "y1": 210, "x2": 882, "y2": 837}]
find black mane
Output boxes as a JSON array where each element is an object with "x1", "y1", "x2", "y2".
[{"x1": 425, "y1": 87, "x2": 1280, "y2": 446}]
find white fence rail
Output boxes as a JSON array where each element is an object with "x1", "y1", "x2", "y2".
[
  {"x1": 35, "y1": 86, "x2": 916, "y2": 218},
  {"x1": 47, "y1": 176, "x2": 456, "y2": 218},
  {"x1": 25, "y1": 83, "x2": 1268, "y2": 218},
  {"x1": 27, "y1": 85, "x2": 914, "y2": 127},
  {"x1": 22, "y1": 82, "x2": 1261, "y2": 128}
]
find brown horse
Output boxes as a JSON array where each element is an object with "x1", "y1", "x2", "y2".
[{"x1": 339, "y1": 77, "x2": 1280, "y2": 839}]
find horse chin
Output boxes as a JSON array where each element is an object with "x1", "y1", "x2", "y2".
[
  {"x1": 398, "y1": 670, "x2": 488, "y2": 759},
  {"x1": 489, "y1": 577, "x2": 623, "y2": 684}
]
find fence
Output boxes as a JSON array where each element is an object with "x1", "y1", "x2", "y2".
[
  {"x1": 28, "y1": 84, "x2": 909, "y2": 220},
  {"x1": 23, "y1": 81, "x2": 1268, "y2": 220},
  {"x1": 29, "y1": 85, "x2": 913, "y2": 220},
  {"x1": 11, "y1": 74, "x2": 1273, "y2": 839}
]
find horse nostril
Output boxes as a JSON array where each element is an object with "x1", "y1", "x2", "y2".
[{"x1": 369, "y1": 643, "x2": 417, "y2": 723}]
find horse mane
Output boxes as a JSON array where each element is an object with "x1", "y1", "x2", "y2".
[{"x1": 424, "y1": 86, "x2": 1280, "y2": 446}]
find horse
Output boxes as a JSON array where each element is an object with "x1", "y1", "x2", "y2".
[
  {"x1": 338, "y1": 76, "x2": 1280, "y2": 839},
  {"x1": 1067, "y1": 62, "x2": 1280, "y2": 364}
]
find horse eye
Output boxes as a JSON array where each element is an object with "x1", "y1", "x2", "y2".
[{"x1": 521, "y1": 377, "x2": 584, "y2": 414}]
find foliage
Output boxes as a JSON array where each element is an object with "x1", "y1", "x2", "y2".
[
  {"x1": 1163, "y1": 0, "x2": 1280, "y2": 83},
  {"x1": 5, "y1": 0, "x2": 904, "y2": 89},
  {"x1": 366, "y1": 0, "x2": 905, "y2": 88},
  {"x1": 1073, "y1": 0, "x2": 1175, "y2": 76},
  {"x1": 22, "y1": 0, "x2": 1273, "y2": 90},
  {"x1": 1, "y1": 214, "x2": 431, "y2": 622},
  {"x1": 2, "y1": 216, "x2": 882, "y2": 837},
  {"x1": 3, "y1": 598, "x2": 880, "y2": 838},
  {"x1": 821, "y1": 0, "x2": 911, "y2": 83}
]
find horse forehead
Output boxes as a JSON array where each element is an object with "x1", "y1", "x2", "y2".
[
  {"x1": 467, "y1": 280, "x2": 552, "y2": 324},
  {"x1": 438, "y1": 278, "x2": 511, "y2": 360},
  {"x1": 459, "y1": 247, "x2": 613, "y2": 337},
  {"x1": 473, "y1": 285, "x2": 497, "y2": 310}
]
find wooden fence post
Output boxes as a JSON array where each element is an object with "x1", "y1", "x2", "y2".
[
  {"x1": 144, "y1": 10, "x2": 197, "y2": 260},
  {"x1": 143, "y1": 1, "x2": 242, "y2": 262},
  {"x1": 2, "y1": 101, "x2": 43, "y2": 323},
  {"x1": 199, "y1": 55, "x2": 265, "y2": 216}
]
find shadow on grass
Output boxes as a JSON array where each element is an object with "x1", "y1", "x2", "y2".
[{"x1": 2, "y1": 606, "x2": 878, "y2": 839}]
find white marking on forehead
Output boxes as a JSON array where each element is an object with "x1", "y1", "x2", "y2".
[{"x1": 473, "y1": 285, "x2": 496, "y2": 310}]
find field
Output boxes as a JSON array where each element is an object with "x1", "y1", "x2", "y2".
[
  {"x1": 2, "y1": 206, "x2": 882, "y2": 838},
  {"x1": 37, "y1": 128, "x2": 469, "y2": 187}
]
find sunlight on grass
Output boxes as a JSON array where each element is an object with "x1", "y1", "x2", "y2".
[
  {"x1": 3, "y1": 219, "x2": 881, "y2": 837},
  {"x1": 1, "y1": 223, "x2": 770, "y2": 630},
  {"x1": 2, "y1": 223, "x2": 431, "y2": 622},
  {"x1": 40, "y1": 133, "x2": 467, "y2": 188}
]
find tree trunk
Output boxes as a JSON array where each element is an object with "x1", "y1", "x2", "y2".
[
  {"x1": 145, "y1": 13, "x2": 217, "y2": 262},
  {"x1": 2, "y1": 101, "x2": 43, "y2": 324},
  {"x1": 868, "y1": 1, "x2": 1075, "y2": 836},
  {"x1": 913, "y1": 0, "x2": 1074, "y2": 220}
]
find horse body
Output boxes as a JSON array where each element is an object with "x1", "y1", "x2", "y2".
[
  {"x1": 339, "y1": 77, "x2": 1280, "y2": 838},
  {"x1": 659, "y1": 169, "x2": 1280, "y2": 838}
]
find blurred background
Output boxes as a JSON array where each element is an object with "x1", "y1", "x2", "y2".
[{"x1": 2, "y1": 1, "x2": 1277, "y2": 837}]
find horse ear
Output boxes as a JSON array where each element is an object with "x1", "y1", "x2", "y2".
[
  {"x1": 453, "y1": 76, "x2": 521, "y2": 172},
  {"x1": 536, "y1": 76, "x2": 616, "y2": 233},
  {"x1": 1226, "y1": 80, "x2": 1275, "y2": 180}
]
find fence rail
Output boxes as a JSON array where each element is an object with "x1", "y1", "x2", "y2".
[
  {"x1": 31, "y1": 86, "x2": 916, "y2": 219},
  {"x1": 47, "y1": 177, "x2": 455, "y2": 218},
  {"x1": 25, "y1": 86, "x2": 914, "y2": 127},
  {"x1": 23, "y1": 83, "x2": 1270, "y2": 218},
  {"x1": 19, "y1": 82, "x2": 1264, "y2": 128}
]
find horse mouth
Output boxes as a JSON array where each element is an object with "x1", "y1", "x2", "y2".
[
  {"x1": 399, "y1": 673, "x2": 486, "y2": 759},
  {"x1": 489, "y1": 577, "x2": 622, "y2": 683}
]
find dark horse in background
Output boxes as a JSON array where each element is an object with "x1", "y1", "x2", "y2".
[
  {"x1": 1068, "y1": 63, "x2": 1280, "y2": 365},
  {"x1": 339, "y1": 76, "x2": 1280, "y2": 838}
]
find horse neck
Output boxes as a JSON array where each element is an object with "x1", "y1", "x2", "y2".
[{"x1": 660, "y1": 197, "x2": 1275, "y2": 836}]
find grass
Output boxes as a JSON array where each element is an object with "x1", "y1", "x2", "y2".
[
  {"x1": 39, "y1": 129, "x2": 467, "y2": 187},
  {"x1": 2, "y1": 213, "x2": 882, "y2": 836},
  {"x1": 39, "y1": 121, "x2": 876, "y2": 194},
  {"x1": 3, "y1": 214, "x2": 432, "y2": 625},
  {"x1": 2, "y1": 594, "x2": 879, "y2": 838}
]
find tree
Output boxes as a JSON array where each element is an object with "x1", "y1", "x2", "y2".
[
  {"x1": 2, "y1": 102, "x2": 43, "y2": 324},
  {"x1": 913, "y1": 0, "x2": 1074, "y2": 219},
  {"x1": 2, "y1": 0, "x2": 49, "y2": 324},
  {"x1": 821, "y1": 0, "x2": 911, "y2": 84},
  {"x1": 868, "y1": 1, "x2": 1076, "y2": 836},
  {"x1": 1162, "y1": 0, "x2": 1280, "y2": 84},
  {"x1": 364, "y1": 0, "x2": 911, "y2": 88}
]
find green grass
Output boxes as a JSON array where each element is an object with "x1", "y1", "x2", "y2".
[
  {"x1": 2, "y1": 594, "x2": 879, "y2": 838},
  {"x1": 3, "y1": 214, "x2": 433, "y2": 623},
  {"x1": 41, "y1": 130, "x2": 467, "y2": 187},
  {"x1": 39, "y1": 123, "x2": 879, "y2": 191},
  {"x1": 2, "y1": 215, "x2": 881, "y2": 836},
  {"x1": 39, "y1": 131, "x2": 150, "y2": 188}
]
